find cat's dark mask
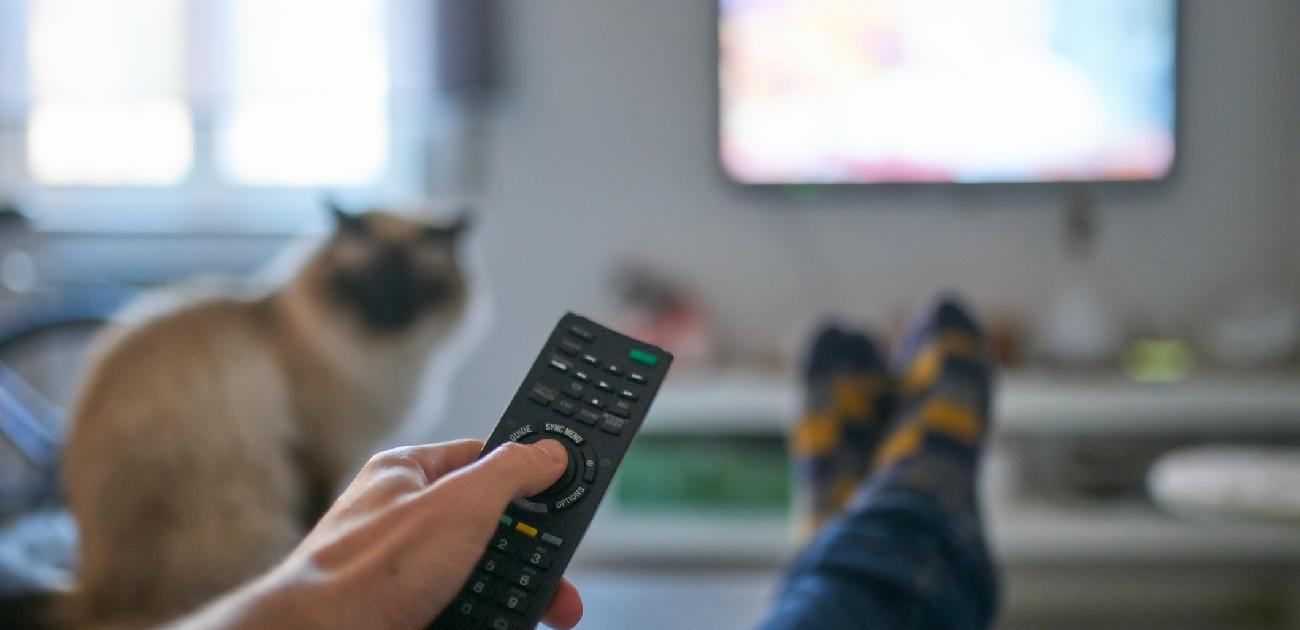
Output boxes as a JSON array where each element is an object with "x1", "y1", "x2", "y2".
[{"x1": 324, "y1": 202, "x2": 470, "y2": 332}]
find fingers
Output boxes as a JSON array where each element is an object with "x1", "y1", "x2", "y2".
[
  {"x1": 540, "y1": 577, "x2": 583, "y2": 629},
  {"x1": 434, "y1": 439, "x2": 569, "y2": 507},
  {"x1": 364, "y1": 440, "x2": 485, "y2": 484}
]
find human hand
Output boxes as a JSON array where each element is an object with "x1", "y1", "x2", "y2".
[{"x1": 177, "y1": 439, "x2": 582, "y2": 630}]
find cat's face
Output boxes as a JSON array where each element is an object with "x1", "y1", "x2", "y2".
[{"x1": 322, "y1": 206, "x2": 470, "y2": 332}]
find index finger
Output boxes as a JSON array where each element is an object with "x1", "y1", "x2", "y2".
[{"x1": 369, "y1": 439, "x2": 484, "y2": 484}]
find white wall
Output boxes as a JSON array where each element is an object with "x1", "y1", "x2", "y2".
[{"x1": 430, "y1": 0, "x2": 1299, "y2": 439}]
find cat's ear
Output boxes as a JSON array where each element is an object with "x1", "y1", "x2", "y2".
[
  {"x1": 326, "y1": 199, "x2": 366, "y2": 235},
  {"x1": 423, "y1": 208, "x2": 473, "y2": 243}
]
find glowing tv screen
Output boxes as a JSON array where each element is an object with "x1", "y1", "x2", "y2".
[{"x1": 719, "y1": 0, "x2": 1177, "y2": 184}]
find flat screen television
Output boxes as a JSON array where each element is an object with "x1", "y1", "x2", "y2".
[{"x1": 719, "y1": 0, "x2": 1178, "y2": 184}]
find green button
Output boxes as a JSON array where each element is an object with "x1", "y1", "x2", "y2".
[
  {"x1": 628, "y1": 349, "x2": 658, "y2": 367},
  {"x1": 499, "y1": 514, "x2": 513, "y2": 527}
]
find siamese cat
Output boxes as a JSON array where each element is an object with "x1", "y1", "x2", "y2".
[{"x1": 61, "y1": 205, "x2": 470, "y2": 628}]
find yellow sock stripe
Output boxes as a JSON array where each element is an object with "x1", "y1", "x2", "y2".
[
  {"x1": 831, "y1": 374, "x2": 888, "y2": 422},
  {"x1": 872, "y1": 423, "x2": 923, "y2": 470},
  {"x1": 829, "y1": 472, "x2": 859, "y2": 508},
  {"x1": 919, "y1": 398, "x2": 982, "y2": 444},
  {"x1": 900, "y1": 331, "x2": 983, "y2": 395},
  {"x1": 792, "y1": 413, "x2": 841, "y2": 456}
]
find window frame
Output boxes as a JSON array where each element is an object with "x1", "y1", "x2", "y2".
[{"x1": 0, "y1": 0, "x2": 438, "y2": 235}]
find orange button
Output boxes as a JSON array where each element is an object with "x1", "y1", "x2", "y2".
[{"x1": 514, "y1": 522, "x2": 538, "y2": 538}]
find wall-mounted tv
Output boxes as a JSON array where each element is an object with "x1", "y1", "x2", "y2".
[{"x1": 719, "y1": 0, "x2": 1177, "y2": 184}]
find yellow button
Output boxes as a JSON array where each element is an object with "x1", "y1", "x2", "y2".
[{"x1": 514, "y1": 522, "x2": 538, "y2": 538}]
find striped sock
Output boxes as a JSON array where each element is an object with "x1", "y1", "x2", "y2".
[
  {"x1": 866, "y1": 296, "x2": 994, "y2": 518},
  {"x1": 792, "y1": 322, "x2": 893, "y2": 538}
]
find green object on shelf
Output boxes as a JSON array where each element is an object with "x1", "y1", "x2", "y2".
[
  {"x1": 614, "y1": 434, "x2": 790, "y2": 514},
  {"x1": 1125, "y1": 339, "x2": 1194, "y2": 383}
]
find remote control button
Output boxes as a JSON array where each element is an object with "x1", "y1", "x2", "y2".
[
  {"x1": 514, "y1": 522, "x2": 538, "y2": 538},
  {"x1": 568, "y1": 325, "x2": 596, "y2": 341},
  {"x1": 523, "y1": 546, "x2": 553, "y2": 570},
  {"x1": 610, "y1": 400, "x2": 632, "y2": 418},
  {"x1": 467, "y1": 574, "x2": 495, "y2": 599},
  {"x1": 553, "y1": 484, "x2": 588, "y2": 511},
  {"x1": 548, "y1": 356, "x2": 570, "y2": 373},
  {"x1": 619, "y1": 389, "x2": 639, "y2": 401},
  {"x1": 629, "y1": 349, "x2": 659, "y2": 366},
  {"x1": 498, "y1": 515, "x2": 513, "y2": 527},
  {"x1": 581, "y1": 353, "x2": 600, "y2": 366},
  {"x1": 563, "y1": 381, "x2": 584, "y2": 398},
  {"x1": 497, "y1": 588, "x2": 531, "y2": 614},
  {"x1": 581, "y1": 445, "x2": 597, "y2": 482},
  {"x1": 551, "y1": 398, "x2": 575, "y2": 416},
  {"x1": 628, "y1": 372, "x2": 647, "y2": 385},
  {"x1": 528, "y1": 384, "x2": 556, "y2": 405},
  {"x1": 452, "y1": 597, "x2": 483, "y2": 621},
  {"x1": 585, "y1": 396, "x2": 606, "y2": 409},
  {"x1": 508, "y1": 566, "x2": 541, "y2": 592},
  {"x1": 512, "y1": 497, "x2": 548, "y2": 514},
  {"x1": 544, "y1": 422, "x2": 585, "y2": 445},
  {"x1": 486, "y1": 614, "x2": 514, "y2": 630},
  {"x1": 604, "y1": 363, "x2": 623, "y2": 376},
  {"x1": 572, "y1": 370, "x2": 591, "y2": 382},
  {"x1": 540, "y1": 533, "x2": 564, "y2": 547},
  {"x1": 480, "y1": 552, "x2": 508, "y2": 575},
  {"x1": 595, "y1": 379, "x2": 614, "y2": 392},
  {"x1": 558, "y1": 339, "x2": 583, "y2": 355},
  {"x1": 506, "y1": 424, "x2": 537, "y2": 442},
  {"x1": 575, "y1": 408, "x2": 600, "y2": 426},
  {"x1": 490, "y1": 534, "x2": 516, "y2": 555},
  {"x1": 599, "y1": 413, "x2": 626, "y2": 435}
]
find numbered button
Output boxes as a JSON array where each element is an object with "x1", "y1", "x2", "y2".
[
  {"x1": 508, "y1": 566, "x2": 541, "y2": 592},
  {"x1": 496, "y1": 588, "x2": 531, "y2": 614},
  {"x1": 452, "y1": 597, "x2": 481, "y2": 621},
  {"x1": 466, "y1": 574, "x2": 495, "y2": 599},
  {"x1": 486, "y1": 615, "x2": 513, "y2": 630},
  {"x1": 490, "y1": 533, "x2": 515, "y2": 555},
  {"x1": 522, "y1": 546, "x2": 553, "y2": 570},
  {"x1": 479, "y1": 552, "x2": 507, "y2": 575}
]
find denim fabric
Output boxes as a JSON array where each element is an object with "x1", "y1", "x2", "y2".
[{"x1": 758, "y1": 485, "x2": 997, "y2": 630}]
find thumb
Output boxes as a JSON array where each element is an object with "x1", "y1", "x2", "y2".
[{"x1": 439, "y1": 439, "x2": 569, "y2": 507}]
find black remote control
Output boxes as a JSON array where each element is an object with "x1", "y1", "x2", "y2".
[{"x1": 430, "y1": 313, "x2": 673, "y2": 630}]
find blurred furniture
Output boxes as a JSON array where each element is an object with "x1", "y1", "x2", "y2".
[
  {"x1": 574, "y1": 370, "x2": 1300, "y2": 629},
  {"x1": 1149, "y1": 446, "x2": 1300, "y2": 525},
  {"x1": 0, "y1": 287, "x2": 124, "y2": 598}
]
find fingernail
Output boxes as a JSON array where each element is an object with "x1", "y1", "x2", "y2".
[{"x1": 535, "y1": 439, "x2": 567, "y2": 465}]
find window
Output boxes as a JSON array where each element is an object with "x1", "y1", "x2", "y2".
[
  {"x1": 1, "y1": 0, "x2": 434, "y2": 231},
  {"x1": 27, "y1": 0, "x2": 191, "y2": 185}
]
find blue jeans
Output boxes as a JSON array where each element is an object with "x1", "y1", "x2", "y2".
[{"x1": 758, "y1": 481, "x2": 998, "y2": 630}]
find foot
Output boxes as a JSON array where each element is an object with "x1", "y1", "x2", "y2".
[
  {"x1": 866, "y1": 295, "x2": 994, "y2": 518},
  {"x1": 791, "y1": 321, "x2": 893, "y2": 538}
]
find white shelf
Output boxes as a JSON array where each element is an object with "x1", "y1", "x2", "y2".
[
  {"x1": 573, "y1": 500, "x2": 1300, "y2": 567},
  {"x1": 649, "y1": 370, "x2": 1300, "y2": 436},
  {"x1": 577, "y1": 369, "x2": 1300, "y2": 568}
]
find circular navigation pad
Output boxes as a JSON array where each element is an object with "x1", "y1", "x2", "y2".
[{"x1": 507, "y1": 422, "x2": 596, "y2": 514}]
